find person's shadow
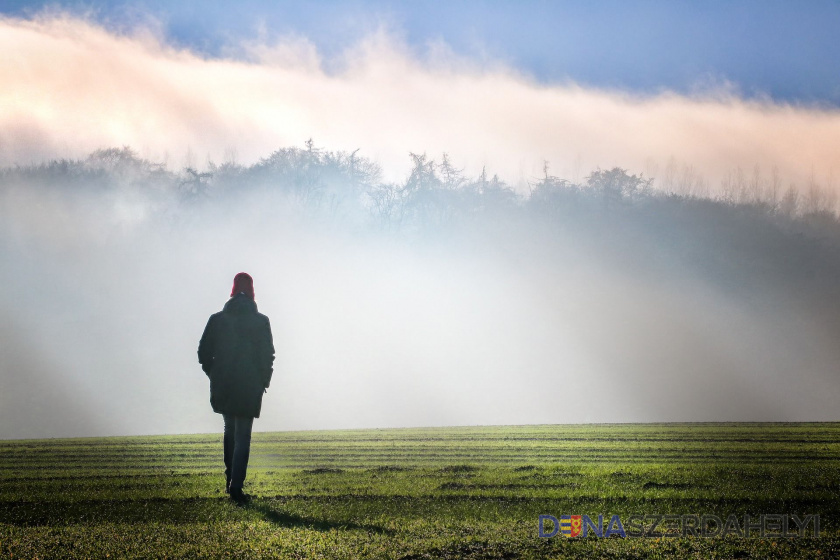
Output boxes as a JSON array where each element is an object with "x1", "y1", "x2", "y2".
[{"x1": 245, "y1": 500, "x2": 394, "y2": 535}]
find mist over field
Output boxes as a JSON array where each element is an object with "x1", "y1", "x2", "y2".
[{"x1": 2, "y1": 144, "x2": 840, "y2": 439}]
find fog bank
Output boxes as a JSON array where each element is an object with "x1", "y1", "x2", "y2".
[
  {"x1": 1, "y1": 14, "x2": 839, "y2": 193},
  {"x1": 2, "y1": 147, "x2": 840, "y2": 438}
]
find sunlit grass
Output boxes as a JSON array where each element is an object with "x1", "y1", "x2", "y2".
[{"x1": 1, "y1": 423, "x2": 838, "y2": 558}]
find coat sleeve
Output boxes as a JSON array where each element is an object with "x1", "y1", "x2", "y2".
[
  {"x1": 261, "y1": 316, "x2": 275, "y2": 388},
  {"x1": 197, "y1": 316, "x2": 215, "y2": 376}
]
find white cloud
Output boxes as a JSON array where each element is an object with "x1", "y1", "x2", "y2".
[{"x1": 1, "y1": 13, "x2": 839, "y2": 190}]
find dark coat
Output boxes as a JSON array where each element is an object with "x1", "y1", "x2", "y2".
[{"x1": 198, "y1": 293, "x2": 275, "y2": 418}]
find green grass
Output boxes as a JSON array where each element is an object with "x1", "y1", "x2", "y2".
[{"x1": 1, "y1": 423, "x2": 839, "y2": 558}]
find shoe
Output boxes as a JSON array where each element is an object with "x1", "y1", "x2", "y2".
[{"x1": 229, "y1": 488, "x2": 250, "y2": 504}]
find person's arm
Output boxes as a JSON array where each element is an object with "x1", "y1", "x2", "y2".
[
  {"x1": 197, "y1": 316, "x2": 215, "y2": 377},
  {"x1": 261, "y1": 317, "x2": 275, "y2": 389}
]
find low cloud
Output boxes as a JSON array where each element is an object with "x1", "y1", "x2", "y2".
[{"x1": 1, "y1": 13, "x2": 839, "y2": 190}]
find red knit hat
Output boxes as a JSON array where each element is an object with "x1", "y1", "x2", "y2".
[{"x1": 231, "y1": 272, "x2": 255, "y2": 299}]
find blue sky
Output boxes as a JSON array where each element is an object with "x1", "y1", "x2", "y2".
[{"x1": 3, "y1": 0, "x2": 840, "y2": 105}]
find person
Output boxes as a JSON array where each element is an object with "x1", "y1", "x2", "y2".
[{"x1": 198, "y1": 272, "x2": 275, "y2": 503}]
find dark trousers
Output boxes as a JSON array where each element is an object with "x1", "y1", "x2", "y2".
[{"x1": 223, "y1": 414, "x2": 254, "y2": 492}]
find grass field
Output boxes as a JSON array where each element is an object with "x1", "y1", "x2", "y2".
[{"x1": 1, "y1": 423, "x2": 839, "y2": 559}]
